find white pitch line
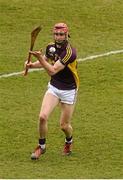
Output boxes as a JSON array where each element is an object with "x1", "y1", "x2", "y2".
[
  {"x1": 0, "y1": 49, "x2": 123, "y2": 79},
  {"x1": 77, "y1": 49, "x2": 123, "y2": 62},
  {"x1": 0, "y1": 68, "x2": 43, "y2": 79}
]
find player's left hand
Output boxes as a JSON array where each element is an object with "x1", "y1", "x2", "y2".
[{"x1": 29, "y1": 50, "x2": 43, "y2": 59}]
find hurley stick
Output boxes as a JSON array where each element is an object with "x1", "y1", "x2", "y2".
[{"x1": 24, "y1": 25, "x2": 42, "y2": 76}]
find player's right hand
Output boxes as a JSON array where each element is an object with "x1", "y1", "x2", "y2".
[{"x1": 24, "y1": 60, "x2": 33, "y2": 69}]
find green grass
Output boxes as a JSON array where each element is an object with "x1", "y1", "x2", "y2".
[{"x1": 0, "y1": 0, "x2": 123, "y2": 178}]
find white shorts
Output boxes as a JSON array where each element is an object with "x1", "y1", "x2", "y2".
[{"x1": 46, "y1": 83, "x2": 78, "y2": 105}]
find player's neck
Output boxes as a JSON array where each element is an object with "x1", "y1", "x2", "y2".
[{"x1": 55, "y1": 40, "x2": 68, "y2": 49}]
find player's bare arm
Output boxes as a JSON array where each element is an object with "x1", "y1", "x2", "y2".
[
  {"x1": 25, "y1": 54, "x2": 48, "y2": 70},
  {"x1": 25, "y1": 60, "x2": 41, "y2": 69},
  {"x1": 30, "y1": 50, "x2": 65, "y2": 75}
]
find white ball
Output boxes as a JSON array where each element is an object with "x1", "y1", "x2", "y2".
[{"x1": 49, "y1": 47, "x2": 56, "y2": 53}]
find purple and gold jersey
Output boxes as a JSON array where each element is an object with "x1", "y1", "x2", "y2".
[{"x1": 45, "y1": 41, "x2": 79, "y2": 90}]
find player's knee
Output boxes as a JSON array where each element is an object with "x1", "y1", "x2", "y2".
[
  {"x1": 39, "y1": 113, "x2": 48, "y2": 123},
  {"x1": 60, "y1": 122, "x2": 68, "y2": 131}
]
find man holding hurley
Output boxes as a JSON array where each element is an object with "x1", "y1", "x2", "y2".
[{"x1": 25, "y1": 23, "x2": 79, "y2": 160}]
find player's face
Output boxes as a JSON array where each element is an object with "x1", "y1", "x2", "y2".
[{"x1": 54, "y1": 31, "x2": 66, "y2": 43}]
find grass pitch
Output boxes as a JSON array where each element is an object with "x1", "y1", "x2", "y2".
[{"x1": 0, "y1": 0, "x2": 123, "y2": 178}]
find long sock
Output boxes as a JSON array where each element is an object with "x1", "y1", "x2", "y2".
[
  {"x1": 39, "y1": 138, "x2": 46, "y2": 149},
  {"x1": 65, "y1": 136, "x2": 73, "y2": 144}
]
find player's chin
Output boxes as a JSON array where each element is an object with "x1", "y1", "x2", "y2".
[
  {"x1": 55, "y1": 40, "x2": 62, "y2": 43},
  {"x1": 55, "y1": 40, "x2": 65, "y2": 45}
]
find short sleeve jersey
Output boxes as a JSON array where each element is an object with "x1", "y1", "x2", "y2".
[{"x1": 45, "y1": 41, "x2": 79, "y2": 90}]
